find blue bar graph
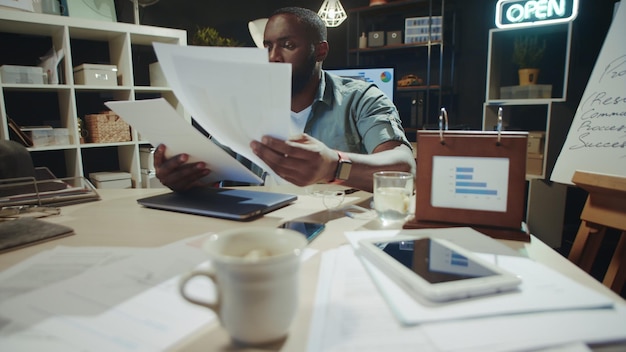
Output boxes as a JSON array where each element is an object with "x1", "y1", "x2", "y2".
[
  {"x1": 455, "y1": 167, "x2": 498, "y2": 196},
  {"x1": 432, "y1": 156, "x2": 508, "y2": 212}
]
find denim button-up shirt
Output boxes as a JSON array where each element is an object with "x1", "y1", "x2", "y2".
[{"x1": 305, "y1": 71, "x2": 411, "y2": 153}]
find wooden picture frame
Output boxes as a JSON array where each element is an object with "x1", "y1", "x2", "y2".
[{"x1": 404, "y1": 130, "x2": 530, "y2": 241}]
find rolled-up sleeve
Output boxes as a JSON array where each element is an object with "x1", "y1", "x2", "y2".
[{"x1": 306, "y1": 72, "x2": 412, "y2": 154}]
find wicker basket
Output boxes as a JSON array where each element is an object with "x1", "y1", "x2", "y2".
[{"x1": 84, "y1": 111, "x2": 131, "y2": 143}]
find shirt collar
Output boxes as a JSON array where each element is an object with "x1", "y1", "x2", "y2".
[{"x1": 315, "y1": 70, "x2": 334, "y2": 108}]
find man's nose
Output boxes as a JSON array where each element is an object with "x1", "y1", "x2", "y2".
[{"x1": 268, "y1": 47, "x2": 282, "y2": 62}]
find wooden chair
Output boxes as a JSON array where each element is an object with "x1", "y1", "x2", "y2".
[{"x1": 567, "y1": 171, "x2": 626, "y2": 294}]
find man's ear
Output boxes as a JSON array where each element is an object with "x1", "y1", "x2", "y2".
[{"x1": 316, "y1": 41, "x2": 329, "y2": 62}]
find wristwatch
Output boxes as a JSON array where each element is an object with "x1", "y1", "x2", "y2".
[{"x1": 329, "y1": 151, "x2": 352, "y2": 185}]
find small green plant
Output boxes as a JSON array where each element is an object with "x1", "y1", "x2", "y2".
[
  {"x1": 512, "y1": 35, "x2": 546, "y2": 68},
  {"x1": 191, "y1": 26, "x2": 242, "y2": 47}
]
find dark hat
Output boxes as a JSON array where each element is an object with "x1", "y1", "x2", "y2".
[{"x1": 0, "y1": 140, "x2": 36, "y2": 180}]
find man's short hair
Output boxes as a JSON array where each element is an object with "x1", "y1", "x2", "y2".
[{"x1": 272, "y1": 7, "x2": 327, "y2": 43}]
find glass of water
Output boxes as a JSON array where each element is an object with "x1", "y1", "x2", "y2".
[{"x1": 373, "y1": 171, "x2": 414, "y2": 225}]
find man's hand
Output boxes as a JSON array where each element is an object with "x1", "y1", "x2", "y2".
[
  {"x1": 154, "y1": 144, "x2": 212, "y2": 192},
  {"x1": 250, "y1": 134, "x2": 337, "y2": 186}
]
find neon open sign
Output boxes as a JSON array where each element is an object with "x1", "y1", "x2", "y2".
[{"x1": 496, "y1": 0, "x2": 578, "y2": 28}]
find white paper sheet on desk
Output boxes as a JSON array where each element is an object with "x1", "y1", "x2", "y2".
[
  {"x1": 105, "y1": 98, "x2": 262, "y2": 185},
  {"x1": 153, "y1": 43, "x2": 292, "y2": 184},
  {"x1": 344, "y1": 228, "x2": 614, "y2": 325},
  {"x1": 307, "y1": 244, "x2": 626, "y2": 352},
  {"x1": 0, "y1": 245, "x2": 143, "y2": 302},
  {"x1": 0, "y1": 233, "x2": 216, "y2": 351}
]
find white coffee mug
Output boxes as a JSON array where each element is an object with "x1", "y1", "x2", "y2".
[{"x1": 179, "y1": 227, "x2": 307, "y2": 346}]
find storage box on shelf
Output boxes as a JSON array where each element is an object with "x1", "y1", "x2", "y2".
[
  {"x1": 73, "y1": 64, "x2": 118, "y2": 86},
  {"x1": 141, "y1": 169, "x2": 166, "y2": 189},
  {"x1": 139, "y1": 146, "x2": 155, "y2": 170},
  {"x1": 367, "y1": 31, "x2": 385, "y2": 47},
  {"x1": 386, "y1": 31, "x2": 402, "y2": 45},
  {"x1": 0, "y1": 65, "x2": 46, "y2": 84},
  {"x1": 526, "y1": 153, "x2": 544, "y2": 176},
  {"x1": 0, "y1": 9, "x2": 187, "y2": 187},
  {"x1": 527, "y1": 131, "x2": 545, "y2": 155},
  {"x1": 23, "y1": 127, "x2": 71, "y2": 147},
  {"x1": 89, "y1": 171, "x2": 132, "y2": 189},
  {"x1": 500, "y1": 84, "x2": 552, "y2": 99},
  {"x1": 84, "y1": 111, "x2": 131, "y2": 143},
  {"x1": 149, "y1": 62, "x2": 168, "y2": 87}
]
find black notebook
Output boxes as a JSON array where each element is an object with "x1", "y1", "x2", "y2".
[{"x1": 137, "y1": 188, "x2": 297, "y2": 221}]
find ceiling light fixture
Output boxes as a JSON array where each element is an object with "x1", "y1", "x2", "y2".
[{"x1": 318, "y1": 0, "x2": 347, "y2": 28}]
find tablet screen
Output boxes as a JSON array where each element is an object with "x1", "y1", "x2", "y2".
[{"x1": 374, "y1": 238, "x2": 498, "y2": 284}]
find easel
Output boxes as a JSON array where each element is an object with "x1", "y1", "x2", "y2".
[{"x1": 567, "y1": 171, "x2": 626, "y2": 294}]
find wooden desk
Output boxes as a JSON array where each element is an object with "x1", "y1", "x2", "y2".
[{"x1": 0, "y1": 187, "x2": 623, "y2": 351}]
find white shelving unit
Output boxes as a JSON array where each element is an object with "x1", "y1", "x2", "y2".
[
  {"x1": 482, "y1": 22, "x2": 573, "y2": 248},
  {"x1": 0, "y1": 10, "x2": 187, "y2": 187}
]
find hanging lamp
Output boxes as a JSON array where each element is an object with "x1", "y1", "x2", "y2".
[{"x1": 318, "y1": 0, "x2": 347, "y2": 27}]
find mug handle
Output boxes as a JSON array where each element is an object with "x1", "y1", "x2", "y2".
[{"x1": 179, "y1": 270, "x2": 219, "y2": 311}]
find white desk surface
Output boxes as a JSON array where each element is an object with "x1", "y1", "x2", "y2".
[{"x1": 0, "y1": 187, "x2": 623, "y2": 351}]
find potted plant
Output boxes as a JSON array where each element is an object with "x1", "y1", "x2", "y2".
[
  {"x1": 512, "y1": 35, "x2": 546, "y2": 85},
  {"x1": 191, "y1": 26, "x2": 242, "y2": 47}
]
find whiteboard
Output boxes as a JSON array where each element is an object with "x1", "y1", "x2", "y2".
[{"x1": 551, "y1": 1, "x2": 626, "y2": 185}]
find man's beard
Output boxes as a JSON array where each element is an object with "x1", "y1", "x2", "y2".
[{"x1": 291, "y1": 51, "x2": 317, "y2": 96}]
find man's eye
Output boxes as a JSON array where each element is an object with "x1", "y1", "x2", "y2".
[{"x1": 282, "y1": 42, "x2": 296, "y2": 50}]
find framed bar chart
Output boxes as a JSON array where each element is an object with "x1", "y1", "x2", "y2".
[
  {"x1": 406, "y1": 130, "x2": 529, "y2": 241},
  {"x1": 431, "y1": 156, "x2": 509, "y2": 212}
]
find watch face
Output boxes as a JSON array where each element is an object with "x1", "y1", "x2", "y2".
[{"x1": 337, "y1": 160, "x2": 352, "y2": 180}]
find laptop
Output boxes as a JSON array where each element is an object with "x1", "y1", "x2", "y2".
[{"x1": 137, "y1": 188, "x2": 297, "y2": 221}]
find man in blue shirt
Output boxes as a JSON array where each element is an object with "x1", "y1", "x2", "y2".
[{"x1": 154, "y1": 7, "x2": 415, "y2": 193}]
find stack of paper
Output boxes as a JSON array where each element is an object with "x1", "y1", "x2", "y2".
[
  {"x1": 0, "y1": 235, "x2": 217, "y2": 351},
  {"x1": 155, "y1": 43, "x2": 292, "y2": 184},
  {"x1": 307, "y1": 228, "x2": 626, "y2": 351}
]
